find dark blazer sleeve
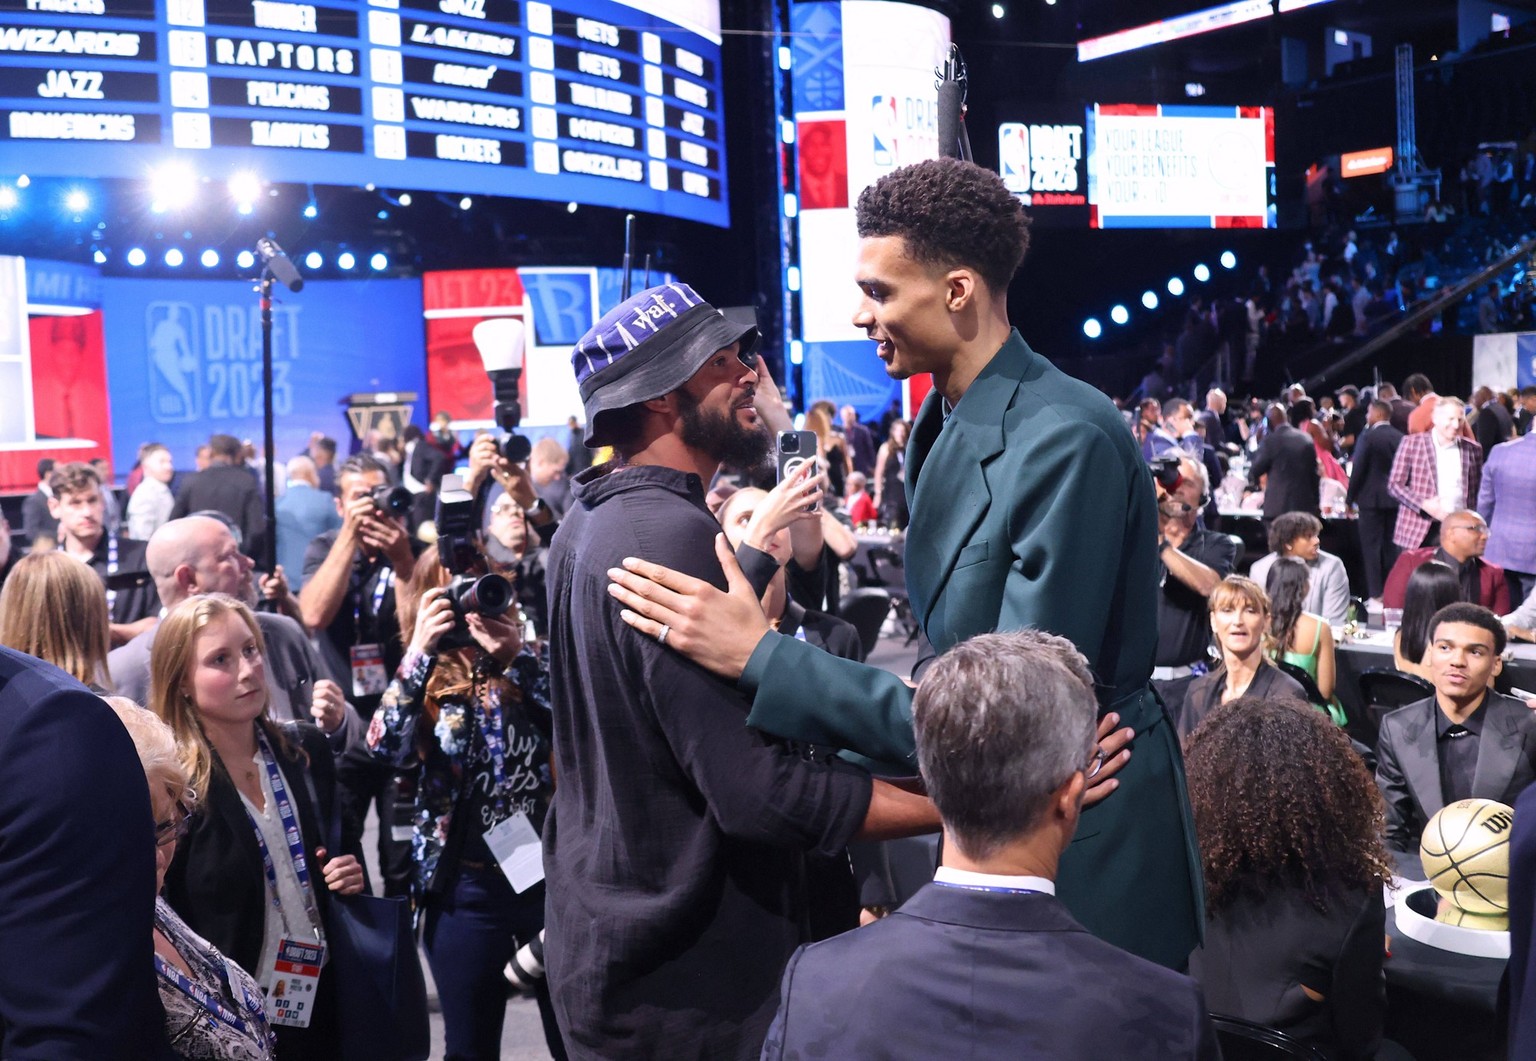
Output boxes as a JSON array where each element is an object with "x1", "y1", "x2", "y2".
[
  {"x1": 0, "y1": 659, "x2": 171, "y2": 1060},
  {"x1": 1325, "y1": 890, "x2": 1387, "y2": 1061},
  {"x1": 1374, "y1": 711, "x2": 1421, "y2": 851},
  {"x1": 759, "y1": 945, "x2": 805, "y2": 1061}
]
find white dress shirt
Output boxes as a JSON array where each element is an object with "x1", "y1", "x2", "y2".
[
  {"x1": 933, "y1": 866, "x2": 1056, "y2": 895},
  {"x1": 1434, "y1": 436, "x2": 1463, "y2": 513}
]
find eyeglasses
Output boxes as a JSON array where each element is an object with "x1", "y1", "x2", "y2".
[
  {"x1": 1446, "y1": 524, "x2": 1489, "y2": 536},
  {"x1": 155, "y1": 799, "x2": 195, "y2": 847},
  {"x1": 1085, "y1": 748, "x2": 1106, "y2": 780}
]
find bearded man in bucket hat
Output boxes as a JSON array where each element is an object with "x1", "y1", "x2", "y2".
[{"x1": 541, "y1": 283, "x2": 938, "y2": 1060}]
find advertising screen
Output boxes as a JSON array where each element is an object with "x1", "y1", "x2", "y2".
[
  {"x1": 997, "y1": 102, "x2": 1089, "y2": 227},
  {"x1": 0, "y1": 0, "x2": 728, "y2": 224},
  {"x1": 1086, "y1": 103, "x2": 1274, "y2": 228}
]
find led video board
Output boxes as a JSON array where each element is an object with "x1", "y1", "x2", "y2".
[
  {"x1": 1087, "y1": 103, "x2": 1274, "y2": 228},
  {"x1": 0, "y1": 0, "x2": 728, "y2": 225}
]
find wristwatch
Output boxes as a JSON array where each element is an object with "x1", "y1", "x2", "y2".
[{"x1": 525, "y1": 497, "x2": 549, "y2": 519}]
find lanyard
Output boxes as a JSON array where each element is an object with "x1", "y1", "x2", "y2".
[
  {"x1": 104, "y1": 533, "x2": 118, "y2": 611},
  {"x1": 475, "y1": 674, "x2": 508, "y2": 814},
  {"x1": 351, "y1": 565, "x2": 392, "y2": 643},
  {"x1": 246, "y1": 730, "x2": 323, "y2": 940},
  {"x1": 932, "y1": 882, "x2": 1046, "y2": 897},
  {"x1": 155, "y1": 953, "x2": 268, "y2": 1040}
]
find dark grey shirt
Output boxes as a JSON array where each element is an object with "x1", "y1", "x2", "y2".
[
  {"x1": 1155, "y1": 527, "x2": 1237, "y2": 667},
  {"x1": 1436, "y1": 696, "x2": 1489, "y2": 806}
]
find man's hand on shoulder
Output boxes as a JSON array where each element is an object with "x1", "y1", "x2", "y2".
[{"x1": 608, "y1": 534, "x2": 771, "y2": 681}]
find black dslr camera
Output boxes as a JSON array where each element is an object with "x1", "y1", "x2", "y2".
[
  {"x1": 434, "y1": 475, "x2": 514, "y2": 650},
  {"x1": 1147, "y1": 454, "x2": 1184, "y2": 494},
  {"x1": 370, "y1": 483, "x2": 413, "y2": 516}
]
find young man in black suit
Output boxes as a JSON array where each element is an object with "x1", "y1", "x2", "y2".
[
  {"x1": 1249, "y1": 399, "x2": 1321, "y2": 522},
  {"x1": 1376, "y1": 603, "x2": 1536, "y2": 856},
  {"x1": 762, "y1": 630, "x2": 1219, "y2": 1061},
  {"x1": 1346, "y1": 399, "x2": 1406, "y2": 602}
]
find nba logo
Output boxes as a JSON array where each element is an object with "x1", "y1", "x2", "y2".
[
  {"x1": 998, "y1": 123, "x2": 1030, "y2": 194},
  {"x1": 145, "y1": 301, "x2": 202, "y2": 423},
  {"x1": 870, "y1": 95, "x2": 897, "y2": 167}
]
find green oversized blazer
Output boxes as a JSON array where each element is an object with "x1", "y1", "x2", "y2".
[{"x1": 739, "y1": 330, "x2": 1205, "y2": 970}]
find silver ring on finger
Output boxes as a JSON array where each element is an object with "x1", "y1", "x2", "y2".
[{"x1": 657, "y1": 623, "x2": 672, "y2": 647}]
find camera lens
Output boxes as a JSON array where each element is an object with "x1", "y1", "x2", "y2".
[
  {"x1": 779, "y1": 434, "x2": 799, "y2": 453},
  {"x1": 502, "y1": 434, "x2": 532, "y2": 463},
  {"x1": 454, "y1": 573, "x2": 514, "y2": 617},
  {"x1": 371, "y1": 484, "x2": 413, "y2": 515}
]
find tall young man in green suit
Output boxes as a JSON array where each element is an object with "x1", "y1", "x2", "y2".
[{"x1": 608, "y1": 158, "x2": 1204, "y2": 969}]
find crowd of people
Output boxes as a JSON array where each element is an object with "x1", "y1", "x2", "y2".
[{"x1": 2, "y1": 157, "x2": 1536, "y2": 1061}]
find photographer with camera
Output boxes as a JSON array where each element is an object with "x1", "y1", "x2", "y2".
[
  {"x1": 365, "y1": 489, "x2": 565, "y2": 1061},
  {"x1": 300, "y1": 452, "x2": 421, "y2": 897},
  {"x1": 1150, "y1": 455, "x2": 1236, "y2": 726}
]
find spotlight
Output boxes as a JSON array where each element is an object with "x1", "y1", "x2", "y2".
[
  {"x1": 236, "y1": 249, "x2": 256, "y2": 270},
  {"x1": 1083, "y1": 318, "x2": 1103, "y2": 339},
  {"x1": 377, "y1": 209, "x2": 389, "y2": 220},
  {"x1": 201, "y1": 249, "x2": 219, "y2": 268},
  {"x1": 0, "y1": 187, "x2": 16, "y2": 211},
  {"x1": 149, "y1": 164, "x2": 197, "y2": 212},
  {"x1": 164, "y1": 248, "x2": 184, "y2": 267},
  {"x1": 238, "y1": 202, "x2": 254, "y2": 216},
  {"x1": 64, "y1": 189, "x2": 90, "y2": 214},
  {"x1": 1168, "y1": 277, "x2": 1185, "y2": 296},
  {"x1": 1193, "y1": 263, "x2": 1211, "y2": 282},
  {"x1": 784, "y1": 193, "x2": 798, "y2": 218},
  {"x1": 991, "y1": 2, "x2": 1005, "y2": 16},
  {"x1": 398, "y1": 193, "x2": 412, "y2": 206},
  {"x1": 302, "y1": 202, "x2": 318, "y2": 219},
  {"x1": 370, "y1": 252, "x2": 388, "y2": 271},
  {"x1": 1142, "y1": 290, "x2": 1159, "y2": 310},
  {"x1": 787, "y1": 266, "x2": 801, "y2": 292},
  {"x1": 92, "y1": 248, "x2": 107, "y2": 264},
  {"x1": 1110, "y1": 304, "x2": 1129, "y2": 325},
  {"x1": 566, "y1": 201, "x2": 578, "y2": 213},
  {"x1": 459, "y1": 196, "x2": 472, "y2": 210},
  {"x1": 337, "y1": 251, "x2": 356, "y2": 270},
  {"x1": 127, "y1": 247, "x2": 147, "y2": 267},
  {"x1": 228, "y1": 171, "x2": 261, "y2": 209},
  {"x1": 1220, "y1": 250, "x2": 1237, "y2": 270},
  {"x1": 304, "y1": 251, "x2": 322, "y2": 270},
  {"x1": 16, "y1": 175, "x2": 30, "y2": 188}
]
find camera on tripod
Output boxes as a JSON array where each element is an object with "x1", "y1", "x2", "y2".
[
  {"x1": 473, "y1": 318, "x2": 532, "y2": 464},
  {"x1": 434, "y1": 475, "x2": 514, "y2": 651}
]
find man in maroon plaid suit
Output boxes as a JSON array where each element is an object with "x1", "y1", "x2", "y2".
[{"x1": 1388, "y1": 396, "x2": 1484, "y2": 549}]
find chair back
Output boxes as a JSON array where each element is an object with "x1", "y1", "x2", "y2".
[
  {"x1": 1358, "y1": 667, "x2": 1434, "y2": 710},
  {"x1": 1226, "y1": 533, "x2": 1246, "y2": 569},
  {"x1": 1275, "y1": 659, "x2": 1328, "y2": 709},
  {"x1": 1210, "y1": 1014, "x2": 1327, "y2": 1060},
  {"x1": 834, "y1": 588, "x2": 891, "y2": 662}
]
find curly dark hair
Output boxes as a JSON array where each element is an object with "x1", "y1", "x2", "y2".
[
  {"x1": 1185, "y1": 696, "x2": 1392, "y2": 913},
  {"x1": 855, "y1": 158, "x2": 1031, "y2": 293}
]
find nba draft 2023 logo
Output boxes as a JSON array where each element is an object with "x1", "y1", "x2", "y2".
[
  {"x1": 145, "y1": 300, "x2": 300, "y2": 424},
  {"x1": 869, "y1": 93, "x2": 936, "y2": 172}
]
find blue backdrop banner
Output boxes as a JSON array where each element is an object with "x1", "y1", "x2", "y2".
[{"x1": 102, "y1": 276, "x2": 426, "y2": 474}]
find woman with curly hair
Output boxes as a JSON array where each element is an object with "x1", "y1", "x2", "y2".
[{"x1": 1186, "y1": 696, "x2": 1393, "y2": 1059}]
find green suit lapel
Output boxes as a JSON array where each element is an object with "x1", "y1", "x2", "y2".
[{"x1": 903, "y1": 332, "x2": 1027, "y2": 633}]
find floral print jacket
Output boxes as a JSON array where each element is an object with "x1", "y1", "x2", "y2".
[{"x1": 365, "y1": 644, "x2": 554, "y2": 897}]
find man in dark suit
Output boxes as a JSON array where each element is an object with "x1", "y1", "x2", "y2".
[
  {"x1": 0, "y1": 646, "x2": 172, "y2": 1059},
  {"x1": 1516, "y1": 386, "x2": 1536, "y2": 436},
  {"x1": 607, "y1": 158, "x2": 1203, "y2": 972},
  {"x1": 19, "y1": 458, "x2": 57, "y2": 547},
  {"x1": 1248, "y1": 399, "x2": 1321, "y2": 521},
  {"x1": 1378, "y1": 382, "x2": 1415, "y2": 434},
  {"x1": 761, "y1": 631, "x2": 1219, "y2": 1061},
  {"x1": 1471, "y1": 385, "x2": 1515, "y2": 459},
  {"x1": 169, "y1": 433, "x2": 265, "y2": 556},
  {"x1": 1346, "y1": 399, "x2": 1405, "y2": 601},
  {"x1": 1375, "y1": 603, "x2": 1536, "y2": 853}
]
